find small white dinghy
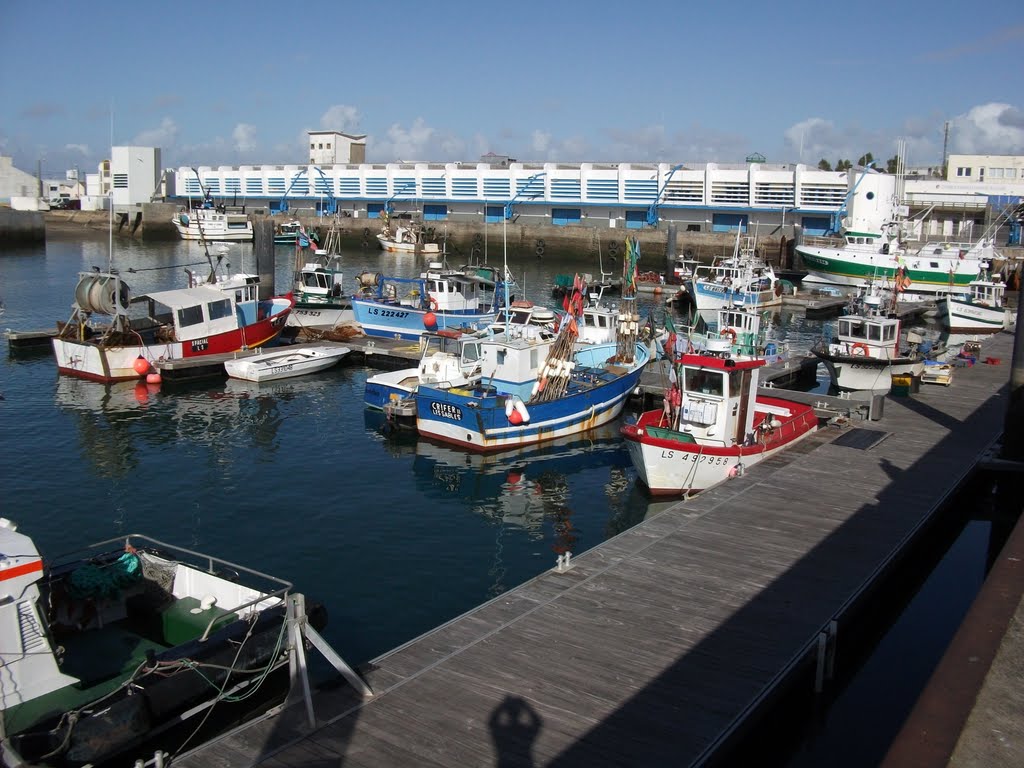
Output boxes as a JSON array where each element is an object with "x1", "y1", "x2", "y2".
[{"x1": 224, "y1": 344, "x2": 351, "y2": 382}]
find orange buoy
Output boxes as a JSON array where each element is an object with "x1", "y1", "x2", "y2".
[
  {"x1": 133, "y1": 383, "x2": 149, "y2": 403},
  {"x1": 508, "y1": 409, "x2": 523, "y2": 425},
  {"x1": 423, "y1": 311, "x2": 437, "y2": 328},
  {"x1": 133, "y1": 356, "x2": 151, "y2": 375},
  {"x1": 146, "y1": 372, "x2": 162, "y2": 385}
]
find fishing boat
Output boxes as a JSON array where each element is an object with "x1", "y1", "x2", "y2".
[
  {"x1": 52, "y1": 272, "x2": 293, "y2": 383},
  {"x1": 413, "y1": 256, "x2": 650, "y2": 450},
  {"x1": 287, "y1": 252, "x2": 353, "y2": 331},
  {"x1": 811, "y1": 286, "x2": 926, "y2": 392},
  {"x1": 172, "y1": 204, "x2": 253, "y2": 242},
  {"x1": 621, "y1": 344, "x2": 819, "y2": 496},
  {"x1": 365, "y1": 329, "x2": 484, "y2": 411},
  {"x1": 350, "y1": 264, "x2": 511, "y2": 341},
  {"x1": 376, "y1": 211, "x2": 441, "y2": 256},
  {"x1": 369, "y1": 303, "x2": 562, "y2": 420},
  {"x1": 690, "y1": 234, "x2": 783, "y2": 313},
  {"x1": 273, "y1": 220, "x2": 318, "y2": 247},
  {"x1": 798, "y1": 235, "x2": 992, "y2": 296},
  {"x1": 0, "y1": 518, "x2": 327, "y2": 768},
  {"x1": 224, "y1": 344, "x2": 351, "y2": 382},
  {"x1": 935, "y1": 276, "x2": 1014, "y2": 334}
]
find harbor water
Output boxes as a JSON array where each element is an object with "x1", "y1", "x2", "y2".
[{"x1": 0, "y1": 228, "x2": 1016, "y2": 764}]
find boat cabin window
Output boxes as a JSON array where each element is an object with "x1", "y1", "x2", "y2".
[
  {"x1": 839, "y1": 319, "x2": 866, "y2": 339},
  {"x1": 177, "y1": 304, "x2": 205, "y2": 327},
  {"x1": 868, "y1": 324, "x2": 882, "y2": 342},
  {"x1": 462, "y1": 341, "x2": 481, "y2": 364},
  {"x1": 303, "y1": 272, "x2": 328, "y2": 289},
  {"x1": 208, "y1": 298, "x2": 232, "y2": 321},
  {"x1": 684, "y1": 369, "x2": 724, "y2": 397}
]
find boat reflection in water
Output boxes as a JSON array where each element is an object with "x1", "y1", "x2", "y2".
[{"x1": 403, "y1": 424, "x2": 647, "y2": 594}]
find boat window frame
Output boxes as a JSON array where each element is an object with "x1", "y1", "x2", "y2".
[{"x1": 684, "y1": 368, "x2": 725, "y2": 397}]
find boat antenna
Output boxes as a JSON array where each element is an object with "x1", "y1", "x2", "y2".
[{"x1": 108, "y1": 109, "x2": 114, "y2": 273}]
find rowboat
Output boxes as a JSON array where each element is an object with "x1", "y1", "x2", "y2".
[{"x1": 224, "y1": 344, "x2": 350, "y2": 382}]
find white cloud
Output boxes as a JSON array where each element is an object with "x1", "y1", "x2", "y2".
[
  {"x1": 64, "y1": 143, "x2": 90, "y2": 155},
  {"x1": 951, "y1": 103, "x2": 1024, "y2": 154},
  {"x1": 133, "y1": 118, "x2": 178, "y2": 148},
  {"x1": 319, "y1": 105, "x2": 361, "y2": 133},
  {"x1": 232, "y1": 123, "x2": 257, "y2": 153}
]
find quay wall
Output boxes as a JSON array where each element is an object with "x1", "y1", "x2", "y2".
[
  {"x1": 58, "y1": 203, "x2": 793, "y2": 264},
  {"x1": 0, "y1": 208, "x2": 45, "y2": 246}
]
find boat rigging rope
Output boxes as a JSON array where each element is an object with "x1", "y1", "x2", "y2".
[
  {"x1": 171, "y1": 611, "x2": 284, "y2": 758},
  {"x1": 124, "y1": 261, "x2": 209, "y2": 273}
]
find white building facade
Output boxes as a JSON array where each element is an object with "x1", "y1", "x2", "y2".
[{"x1": 111, "y1": 146, "x2": 161, "y2": 211}]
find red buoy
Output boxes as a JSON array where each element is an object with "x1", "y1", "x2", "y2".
[
  {"x1": 133, "y1": 356, "x2": 150, "y2": 375},
  {"x1": 133, "y1": 383, "x2": 149, "y2": 403},
  {"x1": 146, "y1": 372, "x2": 162, "y2": 385},
  {"x1": 508, "y1": 409, "x2": 523, "y2": 425},
  {"x1": 423, "y1": 311, "x2": 437, "y2": 329}
]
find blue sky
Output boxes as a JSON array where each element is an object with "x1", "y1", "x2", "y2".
[{"x1": 2, "y1": 0, "x2": 1022, "y2": 178}]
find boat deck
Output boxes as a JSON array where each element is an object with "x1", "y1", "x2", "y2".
[{"x1": 174, "y1": 333, "x2": 1016, "y2": 767}]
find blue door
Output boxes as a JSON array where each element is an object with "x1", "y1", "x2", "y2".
[
  {"x1": 625, "y1": 210, "x2": 647, "y2": 229},
  {"x1": 423, "y1": 204, "x2": 448, "y2": 221},
  {"x1": 711, "y1": 213, "x2": 748, "y2": 233},
  {"x1": 551, "y1": 208, "x2": 581, "y2": 226},
  {"x1": 367, "y1": 203, "x2": 385, "y2": 219},
  {"x1": 801, "y1": 216, "x2": 831, "y2": 236},
  {"x1": 485, "y1": 205, "x2": 503, "y2": 223}
]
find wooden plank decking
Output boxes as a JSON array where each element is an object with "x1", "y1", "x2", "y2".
[{"x1": 176, "y1": 333, "x2": 1015, "y2": 768}]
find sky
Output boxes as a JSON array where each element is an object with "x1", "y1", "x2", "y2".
[{"x1": 2, "y1": 0, "x2": 1023, "y2": 179}]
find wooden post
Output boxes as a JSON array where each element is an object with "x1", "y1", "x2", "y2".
[{"x1": 253, "y1": 217, "x2": 275, "y2": 300}]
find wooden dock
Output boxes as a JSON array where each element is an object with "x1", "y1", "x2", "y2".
[
  {"x1": 173, "y1": 332, "x2": 1016, "y2": 767},
  {"x1": 154, "y1": 336, "x2": 422, "y2": 382}
]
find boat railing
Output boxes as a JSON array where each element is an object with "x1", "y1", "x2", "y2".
[{"x1": 47, "y1": 534, "x2": 295, "y2": 638}]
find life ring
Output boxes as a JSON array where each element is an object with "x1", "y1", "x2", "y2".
[
  {"x1": 429, "y1": 296, "x2": 439, "y2": 311},
  {"x1": 363, "y1": 227, "x2": 371, "y2": 237},
  {"x1": 608, "y1": 242, "x2": 619, "y2": 257},
  {"x1": 471, "y1": 246, "x2": 482, "y2": 258},
  {"x1": 851, "y1": 343, "x2": 870, "y2": 357},
  {"x1": 536, "y1": 245, "x2": 545, "y2": 256},
  {"x1": 720, "y1": 328, "x2": 737, "y2": 343},
  {"x1": 473, "y1": 233, "x2": 483, "y2": 245}
]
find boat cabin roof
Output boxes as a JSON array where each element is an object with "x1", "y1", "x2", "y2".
[
  {"x1": 143, "y1": 285, "x2": 235, "y2": 310},
  {"x1": 677, "y1": 353, "x2": 765, "y2": 371}
]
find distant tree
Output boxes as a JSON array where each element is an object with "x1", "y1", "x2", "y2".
[
  {"x1": 856, "y1": 152, "x2": 875, "y2": 167},
  {"x1": 817, "y1": 158, "x2": 832, "y2": 171},
  {"x1": 886, "y1": 155, "x2": 899, "y2": 174},
  {"x1": 835, "y1": 159, "x2": 852, "y2": 172}
]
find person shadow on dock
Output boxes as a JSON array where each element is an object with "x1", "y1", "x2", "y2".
[{"x1": 489, "y1": 695, "x2": 542, "y2": 767}]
